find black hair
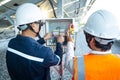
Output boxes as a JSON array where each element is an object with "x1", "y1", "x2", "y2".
[
  {"x1": 94, "y1": 39, "x2": 113, "y2": 51},
  {"x1": 18, "y1": 24, "x2": 32, "y2": 31},
  {"x1": 19, "y1": 21, "x2": 43, "y2": 33},
  {"x1": 84, "y1": 31, "x2": 114, "y2": 51},
  {"x1": 84, "y1": 31, "x2": 94, "y2": 49}
]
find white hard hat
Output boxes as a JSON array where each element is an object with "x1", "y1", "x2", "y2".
[
  {"x1": 16, "y1": 3, "x2": 43, "y2": 26},
  {"x1": 83, "y1": 10, "x2": 120, "y2": 39}
]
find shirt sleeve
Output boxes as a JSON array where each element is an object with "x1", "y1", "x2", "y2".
[
  {"x1": 64, "y1": 41, "x2": 74, "y2": 74},
  {"x1": 43, "y1": 42, "x2": 63, "y2": 67},
  {"x1": 54, "y1": 42, "x2": 63, "y2": 64},
  {"x1": 37, "y1": 38, "x2": 46, "y2": 45}
]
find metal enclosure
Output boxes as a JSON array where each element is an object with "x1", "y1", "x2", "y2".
[{"x1": 45, "y1": 18, "x2": 74, "y2": 50}]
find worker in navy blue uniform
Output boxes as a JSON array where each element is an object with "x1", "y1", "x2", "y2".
[{"x1": 6, "y1": 3, "x2": 64, "y2": 80}]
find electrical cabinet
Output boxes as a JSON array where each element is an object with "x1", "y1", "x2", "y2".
[
  {"x1": 45, "y1": 18, "x2": 73, "y2": 44},
  {"x1": 45, "y1": 18, "x2": 74, "y2": 50}
]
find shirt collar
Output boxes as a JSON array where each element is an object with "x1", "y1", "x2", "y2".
[
  {"x1": 90, "y1": 50, "x2": 112, "y2": 54},
  {"x1": 17, "y1": 35, "x2": 36, "y2": 42}
]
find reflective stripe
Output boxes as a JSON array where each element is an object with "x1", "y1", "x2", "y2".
[
  {"x1": 77, "y1": 56, "x2": 85, "y2": 80},
  {"x1": 56, "y1": 55, "x2": 61, "y2": 65},
  {"x1": 7, "y1": 47, "x2": 44, "y2": 62},
  {"x1": 73, "y1": 57, "x2": 78, "y2": 80},
  {"x1": 73, "y1": 56, "x2": 85, "y2": 80}
]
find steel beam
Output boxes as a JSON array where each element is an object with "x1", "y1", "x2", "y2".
[
  {"x1": 5, "y1": 14, "x2": 14, "y2": 25},
  {"x1": 0, "y1": 0, "x2": 43, "y2": 20},
  {"x1": 57, "y1": 0, "x2": 63, "y2": 18}
]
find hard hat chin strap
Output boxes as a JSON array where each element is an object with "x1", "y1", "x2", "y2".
[
  {"x1": 29, "y1": 26, "x2": 40, "y2": 37},
  {"x1": 34, "y1": 20, "x2": 44, "y2": 37},
  {"x1": 18, "y1": 21, "x2": 43, "y2": 37},
  {"x1": 29, "y1": 21, "x2": 43, "y2": 36}
]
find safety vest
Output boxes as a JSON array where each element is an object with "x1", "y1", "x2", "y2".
[{"x1": 73, "y1": 54, "x2": 120, "y2": 80}]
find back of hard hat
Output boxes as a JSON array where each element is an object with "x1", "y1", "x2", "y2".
[
  {"x1": 16, "y1": 3, "x2": 43, "y2": 27},
  {"x1": 83, "y1": 10, "x2": 120, "y2": 39}
]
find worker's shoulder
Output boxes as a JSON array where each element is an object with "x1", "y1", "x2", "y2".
[{"x1": 8, "y1": 37, "x2": 17, "y2": 46}]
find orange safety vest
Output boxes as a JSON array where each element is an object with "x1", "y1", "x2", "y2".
[{"x1": 73, "y1": 53, "x2": 120, "y2": 80}]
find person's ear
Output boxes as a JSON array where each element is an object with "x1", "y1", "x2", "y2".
[{"x1": 89, "y1": 38, "x2": 95, "y2": 48}]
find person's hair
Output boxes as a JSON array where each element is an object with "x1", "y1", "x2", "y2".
[
  {"x1": 84, "y1": 31, "x2": 114, "y2": 51},
  {"x1": 20, "y1": 24, "x2": 30, "y2": 31},
  {"x1": 94, "y1": 39, "x2": 113, "y2": 51},
  {"x1": 20, "y1": 21, "x2": 42, "y2": 32}
]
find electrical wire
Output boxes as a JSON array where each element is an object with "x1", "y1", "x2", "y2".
[
  {"x1": 87, "y1": 0, "x2": 96, "y2": 11},
  {"x1": 48, "y1": 0, "x2": 57, "y2": 18},
  {"x1": 75, "y1": 0, "x2": 81, "y2": 15}
]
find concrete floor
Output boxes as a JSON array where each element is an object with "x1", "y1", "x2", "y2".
[{"x1": 0, "y1": 40, "x2": 10, "y2": 80}]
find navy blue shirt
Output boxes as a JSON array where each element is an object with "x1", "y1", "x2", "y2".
[{"x1": 6, "y1": 35, "x2": 63, "y2": 80}]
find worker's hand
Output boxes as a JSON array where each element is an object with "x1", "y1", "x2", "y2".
[
  {"x1": 66, "y1": 28, "x2": 74, "y2": 42},
  {"x1": 57, "y1": 35, "x2": 65, "y2": 44},
  {"x1": 44, "y1": 33, "x2": 52, "y2": 40}
]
